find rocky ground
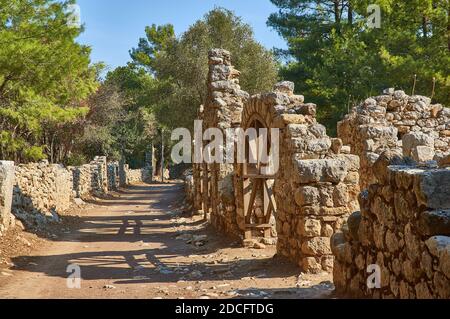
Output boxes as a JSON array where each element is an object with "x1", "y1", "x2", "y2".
[{"x1": 0, "y1": 182, "x2": 333, "y2": 299}]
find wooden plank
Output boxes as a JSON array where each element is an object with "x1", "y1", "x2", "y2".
[
  {"x1": 243, "y1": 178, "x2": 252, "y2": 224},
  {"x1": 245, "y1": 223, "x2": 272, "y2": 229},
  {"x1": 245, "y1": 179, "x2": 260, "y2": 224},
  {"x1": 243, "y1": 174, "x2": 276, "y2": 179},
  {"x1": 263, "y1": 180, "x2": 277, "y2": 213}
]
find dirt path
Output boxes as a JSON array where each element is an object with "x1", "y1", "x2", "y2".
[{"x1": 0, "y1": 182, "x2": 333, "y2": 299}]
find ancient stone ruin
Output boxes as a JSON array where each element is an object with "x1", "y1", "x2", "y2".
[
  {"x1": 191, "y1": 49, "x2": 360, "y2": 273},
  {"x1": 185, "y1": 48, "x2": 450, "y2": 297}
]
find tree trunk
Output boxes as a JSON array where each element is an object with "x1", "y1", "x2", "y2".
[
  {"x1": 334, "y1": 0, "x2": 341, "y2": 24},
  {"x1": 348, "y1": 1, "x2": 353, "y2": 26},
  {"x1": 422, "y1": 16, "x2": 429, "y2": 38},
  {"x1": 448, "y1": 3, "x2": 450, "y2": 51}
]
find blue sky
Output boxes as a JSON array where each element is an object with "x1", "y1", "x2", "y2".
[{"x1": 76, "y1": 0, "x2": 287, "y2": 70}]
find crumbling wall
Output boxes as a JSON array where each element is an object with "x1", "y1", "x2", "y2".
[
  {"x1": 0, "y1": 156, "x2": 148, "y2": 236},
  {"x1": 91, "y1": 156, "x2": 108, "y2": 194},
  {"x1": 332, "y1": 152, "x2": 450, "y2": 299},
  {"x1": 116, "y1": 162, "x2": 151, "y2": 185},
  {"x1": 201, "y1": 49, "x2": 249, "y2": 237},
  {"x1": 13, "y1": 161, "x2": 73, "y2": 226},
  {"x1": 0, "y1": 161, "x2": 15, "y2": 235},
  {"x1": 338, "y1": 90, "x2": 450, "y2": 189}
]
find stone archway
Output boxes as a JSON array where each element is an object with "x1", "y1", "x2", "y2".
[{"x1": 237, "y1": 108, "x2": 278, "y2": 242}]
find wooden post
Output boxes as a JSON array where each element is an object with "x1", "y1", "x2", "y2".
[{"x1": 151, "y1": 143, "x2": 157, "y2": 182}]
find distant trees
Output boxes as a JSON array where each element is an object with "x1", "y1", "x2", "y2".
[{"x1": 269, "y1": 0, "x2": 450, "y2": 134}]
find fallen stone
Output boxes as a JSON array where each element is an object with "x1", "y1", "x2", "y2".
[
  {"x1": 253, "y1": 242, "x2": 266, "y2": 250},
  {"x1": 103, "y1": 285, "x2": 116, "y2": 289}
]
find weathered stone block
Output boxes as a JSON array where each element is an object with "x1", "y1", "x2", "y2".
[
  {"x1": 417, "y1": 169, "x2": 450, "y2": 209},
  {"x1": 425, "y1": 236, "x2": 450, "y2": 258},
  {"x1": 0, "y1": 161, "x2": 15, "y2": 232},
  {"x1": 301, "y1": 237, "x2": 332, "y2": 256},
  {"x1": 403, "y1": 131, "x2": 435, "y2": 157},
  {"x1": 412, "y1": 146, "x2": 435, "y2": 163},
  {"x1": 297, "y1": 218, "x2": 321, "y2": 237},
  {"x1": 295, "y1": 159, "x2": 348, "y2": 184},
  {"x1": 418, "y1": 210, "x2": 450, "y2": 237},
  {"x1": 294, "y1": 186, "x2": 320, "y2": 206}
]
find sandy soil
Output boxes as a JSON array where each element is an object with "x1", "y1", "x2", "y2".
[{"x1": 0, "y1": 182, "x2": 334, "y2": 299}]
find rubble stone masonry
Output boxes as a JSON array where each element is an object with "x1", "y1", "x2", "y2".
[
  {"x1": 338, "y1": 90, "x2": 450, "y2": 189},
  {"x1": 13, "y1": 161, "x2": 73, "y2": 227},
  {"x1": 0, "y1": 158, "x2": 151, "y2": 233},
  {"x1": 239, "y1": 83, "x2": 361, "y2": 273},
  {"x1": 201, "y1": 49, "x2": 249, "y2": 237},
  {"x1": 0, "y1": 161, "x2": 15, "y2": 235},
  {"x1": 332, "y1": 152, "x2": 450, "y2": 298}
]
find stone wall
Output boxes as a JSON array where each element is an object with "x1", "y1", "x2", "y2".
[
  {"x1": 338, "y1": 90, "x2": 450, "y2": 189},
  {"x1": 332, "y1": 152, "x2": 450, "y2": 299},
  {"x1": 200, "y1": 49, "x2": 249, "y2": 237},
  {"x1": 0, "y1": 161, "x2": 15, "y2": 234},
  {"x1": 108, "y1": 162, "x2": 120, "y2": 191},
  {"x1": 13, "y1": 161, "x2": 73, "y2": 226},
  {"x1": 0, "y1": 157, "x2": 151, "y2": 234},
  {"x1": 126, "y1": 167, "x2": 151, "y2": 184},
  {"x1": 70, "y1": 157, "x2": 110, "y2": 199}
]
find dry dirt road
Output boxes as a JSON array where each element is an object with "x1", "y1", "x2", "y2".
[{"x1": 0, "y1": 182, "x2": 333, "y2": 299}]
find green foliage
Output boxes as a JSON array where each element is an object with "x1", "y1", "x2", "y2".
[
  {"x1": 269, "y1": 0, "x2": 450, "y2": 135},
  {"x1": 0, "y1": 0, "x2": 99, "y2": 162},
  {"x1": 131, "y1": 7, "x2": 279, "y2": 131}
]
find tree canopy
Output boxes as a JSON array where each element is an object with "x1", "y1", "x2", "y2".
[
  {"x1": 131, "y1": 8, "x2": 279, "y2": 131},
  {"x1": 269, "y1": 0, "x2": 450, "y2": 134},
  {"x1": 0, "y1": 0, "x2": 99, "y2": 162}
]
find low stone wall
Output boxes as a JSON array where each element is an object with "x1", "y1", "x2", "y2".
[
  {"x1": 332, "y1": 152, "x2": 450, "y2": 299},
  {"x1": 0, "y1": 157, "x2": 151, "y2": 234},
  {"x1": 0, "y1": 161, "x2": 15, "y2": 234},
  {"x1": 70, "y1": 156, "x2": 110, "y2": 199},
  {"x1": 127, "y1": 167, "x2": 151, "y2": 184},
  {"x1": 338, "y1": 90, "x2": 450, "y2": 189},
  {"x1": 13, "y1": 161, "x2": 73, "y2": 226}
]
